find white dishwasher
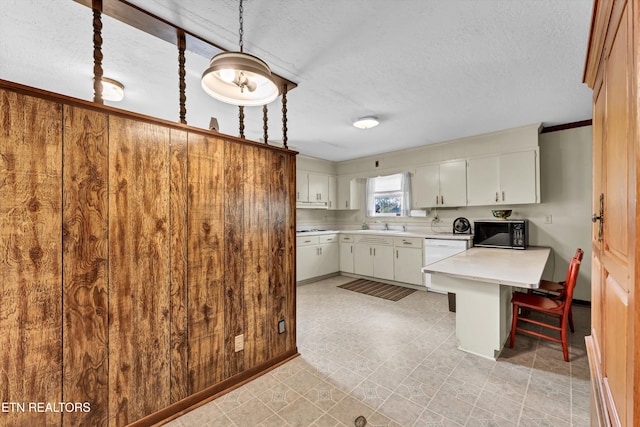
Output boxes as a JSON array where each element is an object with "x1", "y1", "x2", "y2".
[{"x1": 424, "y1": 238, "x2": 469, "y2": 293}]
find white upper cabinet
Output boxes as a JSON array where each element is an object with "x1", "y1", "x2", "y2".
[
  {"x1": 467, "y1": 150, "x2": 539, "y2": 206},
  {"x1": 296, "y1": 171, "x2": 329, "y2": 205},
  {"x1": 308, "y1": 173, "x2": 329, "y2": 203},
  {"x1": 296, "y1": 170, "x2": 309, "y2": 202},
  {"x1": 327, "y1": 175, "x2": 338, "y2": 210},
  {"x1": 337, "y1": 176, "x2": 363, "y2": 210},
  {"x1": 413, "y1": 160, "x2": 467, "y2": 208}
]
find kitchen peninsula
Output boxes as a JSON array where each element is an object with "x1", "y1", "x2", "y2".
[{"x1": 422, "y1": 247, "x2": 551, "y2": 360}]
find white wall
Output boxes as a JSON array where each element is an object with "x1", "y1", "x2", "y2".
[{"x1": 296, "y1": 125, "x2": 593, "y2": 300}]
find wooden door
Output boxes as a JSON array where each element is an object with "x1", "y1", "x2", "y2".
[{"x1": 585, "y1": 1, "x2": 637, "y2": 425}]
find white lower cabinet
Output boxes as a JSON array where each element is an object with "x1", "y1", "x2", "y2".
[
  {"x1": 339, "y1": 234, "x2": 355, "y2": 273},
  {"x1": 318, "y1": 236, "x2": 339, "y2": 276},
  {"x1": 393, "y1": 237, "x2": 424, "y2": 286},
  {"x1": 296, "y1": 234, "x2": 338, "y2": 282},
  {"x1": 354, "y1": 236, "x2": 394, "y2": 281}
]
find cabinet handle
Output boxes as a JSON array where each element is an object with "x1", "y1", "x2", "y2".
[
  {"x1": 441, "y1": 195, "x2": 444, "y2": 205},
  {"x1": 436, "y1": 196, "x2": 439, "y2": 205},
  {"x1": 396, "y1": 250, "x2": 398, "y2": 259},
  {"x1": 502, "y1": 191, "x2": 505, "y2": 201},
  {"x1": 403, "y1": 241, "x2": 412, "y2": 245},
  {"x1": 350, "y1": 246, "x2": 352, "y2": 253},
  {"x1": 369, "y1": 248, "x2": 372, "y2": 256},
  {"x1": 345, "y1": 201, "x2": 349, "y2": 208},
  {"x1": 373, "y1": 248, "x2": 376, "y2": 256},
  {"x1": 320, "y1": 247, "x2": 322, "y2": 255},
  {"x1": 329, "y1": 201, "x2": 331, "y2": 208},
  {"x1": 304, "y1": 240, "x2": 311, "y2": 243},
  {"x1": 495, "y1": 192, "x2": 499, "y2": 202},
  {"x1": 297, "y1": 191, "x2": 300, "y2": 200}
]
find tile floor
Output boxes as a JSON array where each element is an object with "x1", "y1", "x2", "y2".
[{"x1": 165, "y1": 275, "x2": 591, "y2": 426}]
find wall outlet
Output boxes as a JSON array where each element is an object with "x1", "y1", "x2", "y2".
[
  {"x1": 234, "y1": 334, "x2": 244, "y2": 352},
  {"x1": 544, "y1": 215, "x2": 552, "y2": 224},
  {"x1": 278, "y1": 319, "x2": 286, "y2": 334}
]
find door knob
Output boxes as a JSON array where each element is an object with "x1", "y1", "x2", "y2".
[{"x1": 593, "y1": 193, "x2": 604, "y2": 242}]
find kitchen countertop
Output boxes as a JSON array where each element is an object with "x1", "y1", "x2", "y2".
[
  {"x1": 421, "y1": 246, "x2": 551, "y2": 288},
  {"x1": 296, "y1": 229, "x2": 473, "y2": 240}
]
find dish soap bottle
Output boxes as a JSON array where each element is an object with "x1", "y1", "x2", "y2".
[{"x1": 361, "y1": 222, "x2": 367, "y2": 230}]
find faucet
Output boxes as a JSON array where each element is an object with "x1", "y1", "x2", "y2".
[
  {"x1": 384, "y1": 222, "x2": 389, "y2": 230},
  {"x1": 402, "y1": 224, "x2": 407, "y2": 232}
]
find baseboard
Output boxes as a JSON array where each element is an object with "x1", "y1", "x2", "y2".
[
  {"x1": 573, "y1": 299, "x2": 591, "y2": 307},
  {"x1": 130, "y1": 349, "x2": 299, "y2": 427},
  {"x1": 296, "y1": 272, "x2": 340, "y2": 285}
]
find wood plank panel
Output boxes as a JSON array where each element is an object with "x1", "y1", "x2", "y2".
[
  {"x1": 0, "y1": 89, "x2": 63, "y2": 426},
  {"x1": 224, "y1": 141, "x2": 245, "y2": 377},
  {"x1": 186, "y1": 133, "x2": 225, "y2": 392},
  {"x1": 268, "y1": 151, "x2": 290, "y2": 357},
  {"x1": 108, "y1": 116, "x2": 171, "y2": 426},
  {"x1": 61, "y1": 105, "x2": 109, "y2": 427},
  {"x1": 169, "y1": 129, "x2": 188, "y2": 403},
  {"x1": 242, "y1": 145, "x2": 270, "y2": 368},
  {"x1": 286, "y1": 154, "x2": 297, "y2": 352}
]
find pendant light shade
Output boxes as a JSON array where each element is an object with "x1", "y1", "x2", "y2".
[{"x1": 201, "y1": 51, "x2": 279, "y2": 106}]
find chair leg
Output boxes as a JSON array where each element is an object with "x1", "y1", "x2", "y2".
[
  {"x1": 509, "y1": 303, "x2": 519, "y2": 348},
  {"x1": 568, "y1": 305, "x2": 574, "y2": 333},
  {"x1": 561, "y1": 317, "x2": 569, "y2": 362}
]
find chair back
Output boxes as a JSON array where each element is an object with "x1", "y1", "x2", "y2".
[
  {"x1": 562, "y1": 256, "x2": 581, "y2": 307},
  {"x1": 562, "y1": 249, "x2": 583, "y2": 284}
]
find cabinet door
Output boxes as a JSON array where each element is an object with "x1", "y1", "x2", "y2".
[
  {"x1": 296, "y1": 171, "x2": 309, "y2": 202},
  {"x1": 318, "y1": 243, "x2": 339, "y2": 276},
  {"x1": 500, "y1": 150, "x2": 537, "y2": 204},
  {"x1": 439, "y1": 160, "x2": 467, "y2": 207},
  {"x1": 466, "y1": 156, "x2": 500, "y2": 206},
  {"x1": 339, "y1": 243, "x2": 354, "y2": 273},
  {"x1": 308, "y1": 173, "x2": 328, "y2": 203},
  {"x1": 327, "y1": 175, "x2": 338, "y2": 210},
  {"x1": 394, "y1": 247, "x2": 423, "y2": 285},
  {"x1": 413, "y1": 164, "x2": 440, "y2": 207},
  {"x1": 337, "y1": 176, "x2": 351, "y2": 209},
  {"x1": 349, "y1": 178, "x2": 364, "y2": 210},
  {"x1": 354, "y1": 244, "x2": 374, "y2": 276},
  {"x1": 296, "y1": 244, "x2": 318, "y2": 281},
  {"x1": 372, "y1": 245, "x2": 394, "y2": 281}
]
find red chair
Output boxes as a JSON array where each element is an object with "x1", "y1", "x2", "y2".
[
  {"x1": 510, "y1": 256, "x2": 581, "y2": 362},
  {"x1": 537, "y1": 248, "x2": 584, "y2": 294},
  {"x1": 529, "y1": 248, "x2": 583, "y2": 332}
]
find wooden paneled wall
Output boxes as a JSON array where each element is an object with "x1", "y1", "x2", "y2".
[{"x1": 0, "y1": 83, "x2": 297, "y2": 427}]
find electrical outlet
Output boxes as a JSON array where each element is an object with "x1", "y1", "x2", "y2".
[
  {"x1": 278, "y1": 319, "x2": 286, "y2": 334},
  {"x1": 234, "y1": 334, "x2": 244, "y2": 352},
  {"x1": 544, "y1": 215, "x2": 552, "y2": 224}
]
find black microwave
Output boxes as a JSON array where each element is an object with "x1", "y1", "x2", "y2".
[{"x1": 473, "y1": 219, "x2": 529, "y2": 249}]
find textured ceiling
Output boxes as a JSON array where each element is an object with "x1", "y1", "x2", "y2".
[{"x1": 0, "y1": 0, "x2": 594, "y2": 161}]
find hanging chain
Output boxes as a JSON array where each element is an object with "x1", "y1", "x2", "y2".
[{"x1": 238, "y1": 0, "x2": 244, "y2": 52}]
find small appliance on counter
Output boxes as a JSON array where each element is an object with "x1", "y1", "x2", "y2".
[
  {"x1": 473, "y1": 219, "x2": 528, "y2": 249},
  {"x1": 452, "y1": 217, "x2": 471, "y2": 234}
]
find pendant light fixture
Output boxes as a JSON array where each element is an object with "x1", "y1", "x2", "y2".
[{"x1": 201, "y1": 0, "x2": 279, "y2": 106}]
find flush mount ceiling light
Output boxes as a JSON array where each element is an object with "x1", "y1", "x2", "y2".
[
  {"x1": 201, "y1": 0, "x2": 279, "y2": 106},
  {"x1": 99, "y1": 77, "x2": 125, "y2": 102},
  {"x1": 353, "y1": 116, "x2": 379, "y2": 129}
]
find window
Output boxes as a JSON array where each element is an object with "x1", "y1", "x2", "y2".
[{"x1": 366, "y1": 172, "x2": 411, "y2": 217}]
